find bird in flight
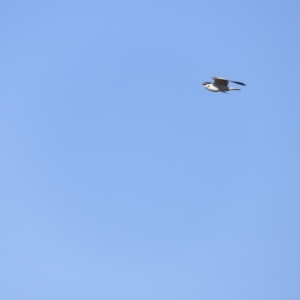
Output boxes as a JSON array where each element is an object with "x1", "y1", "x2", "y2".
[{"x1": 202, "y1": 77, "x2": 246, "y2": 93}]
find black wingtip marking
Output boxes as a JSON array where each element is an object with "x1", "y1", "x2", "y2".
[{"x1": 231, "y1": 80, "x2": 246, "y2": 86}]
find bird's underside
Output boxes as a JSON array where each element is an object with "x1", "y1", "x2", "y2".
[{"x1": 202, "y1": 77, "x2": 246, "y2": 93}]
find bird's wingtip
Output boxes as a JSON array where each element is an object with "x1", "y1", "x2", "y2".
[{"x1": 231, "y1": 80, "x2": 246, "y2": 86}]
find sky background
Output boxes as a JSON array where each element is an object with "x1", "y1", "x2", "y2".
[{"x1": 1, "y1": 1, "x2": 300, "y2": 299}]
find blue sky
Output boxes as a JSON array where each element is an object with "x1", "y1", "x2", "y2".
[{"x1": 1, "y1": 1, "x2": 300, "y2": 299}]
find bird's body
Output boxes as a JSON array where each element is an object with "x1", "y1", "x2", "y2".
[{"x1": 202, "y1": 77, "x2": 246, "y2": 93}]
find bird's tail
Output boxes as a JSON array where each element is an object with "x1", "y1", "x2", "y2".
[{"x1": 229, "y1": 87, "x2": 241, "y2": 91}]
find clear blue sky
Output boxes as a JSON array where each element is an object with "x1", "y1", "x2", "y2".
[{"x1": 1, "y1": 1, "x2": 299, "y2": 299}]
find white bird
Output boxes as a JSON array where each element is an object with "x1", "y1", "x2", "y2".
[{"x1": 202, "y1": 77, "x2": 246, "y2": 93}]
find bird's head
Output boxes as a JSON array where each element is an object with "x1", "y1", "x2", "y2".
[{"x1": 202, "y1": 81, "x2": 211, "y2": 86}]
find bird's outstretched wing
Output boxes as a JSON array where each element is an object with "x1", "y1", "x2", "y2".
[
  {"x1": 212, "y1": 77, "x2": 229, "y2": 87},
  {"x1": 213, "y1": 77, "x2": 246, "y2": 86}
]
